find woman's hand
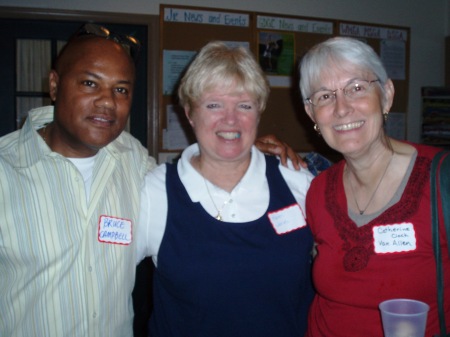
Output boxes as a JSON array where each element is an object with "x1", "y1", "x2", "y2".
[{"x1": 255, "y1": 134, "x2": 307, "y2": 170}]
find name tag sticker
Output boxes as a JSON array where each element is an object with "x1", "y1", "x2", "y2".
[
  {"x1": 268, "y1": 204, "x2": 306, "y2": 235},
  {"x1": 373, "y1": 222, "x2": 416, "y2": 254},
  {"x1": 98, "y1": 215, "x2": 132, "y2": 245}
]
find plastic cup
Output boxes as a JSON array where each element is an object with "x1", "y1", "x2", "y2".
[{"x1": 379, "y1": 299, "x2": 429, "y2": 337}]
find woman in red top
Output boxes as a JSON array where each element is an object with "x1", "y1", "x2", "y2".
[{"x1": 299, "y1": 36, "x2": 449, "y2": 337}]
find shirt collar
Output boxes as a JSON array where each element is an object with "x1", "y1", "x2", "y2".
[
  {"x1": 15, "y1": 105, "x2": 132, "y2": 168},
  {"x1": 178, "y1": 143, "x2": 266, "y2": 202}
]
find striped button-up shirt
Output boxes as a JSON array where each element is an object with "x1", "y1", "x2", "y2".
[{"x1": 0, "y1": 106, "x2": 156, "y2": 337}]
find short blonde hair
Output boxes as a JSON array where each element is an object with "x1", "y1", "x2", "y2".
[{"x1": 178, "y1": 41, "x2": 270, "y2": 112}]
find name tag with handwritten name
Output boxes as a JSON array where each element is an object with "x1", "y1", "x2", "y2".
[
  {"x1": 268, "y1": 204, "x2": 306, "y2": 235},
  {"x1": 373, "y1": 222, "x2": 416, "y2": 254},
  {"x1": 98, "y1": 215, "x2": 132, "y2": 245}
]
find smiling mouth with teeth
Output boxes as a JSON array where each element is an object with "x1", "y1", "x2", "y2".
[
  {"x1": 91, "y1": 116, "x2": 114, "y2": 125},
  {"x1": 334, "y1": 121, "x2": 364, "y2": 131},
  {"x1": 217, "y1": 131, "x2": 241, "y2": 139}
]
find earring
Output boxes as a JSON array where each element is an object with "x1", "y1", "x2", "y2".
[
  {"x1": 314, "y1": 124, "x2": 321, "y2": 136},
  {"x1": 383, "y1": 111, "x2": 389, "y2": 123}
]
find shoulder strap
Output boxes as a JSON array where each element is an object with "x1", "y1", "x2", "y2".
[
  {"x1": 441, "y1": 153, "x2": 450, "y2": 251},
  {"x1": 431, "y1": 151, "x2": 450, "y2": 337},
  {"x1": 433, "y1": 151, "x2": 450, "y2": 254}
]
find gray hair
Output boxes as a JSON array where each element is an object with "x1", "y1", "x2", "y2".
[
  {"x1": 299, "y1": 37, "x2": 389, "y2": 102},
  {"x1": 178, "y1": 41, "x2": 270, "y2": 112}
]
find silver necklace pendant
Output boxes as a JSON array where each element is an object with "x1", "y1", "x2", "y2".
[
  {"x1": 216, "y1": 214, "x2": 222, "y2": 221},
  {"x1": 348, "y1": 151, "x2": 394, "y2": 216}
]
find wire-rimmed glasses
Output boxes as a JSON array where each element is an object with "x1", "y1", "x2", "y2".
[{"x1": 306, "y1": 79, "x2": 380, "y2": 108}]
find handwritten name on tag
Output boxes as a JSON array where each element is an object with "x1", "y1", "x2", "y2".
[
  {"x1": 373, "y1": 223, "x2": 416, "y2": 254},
  {"x1": 98, "y1": 215, "x2": 132, "y2": 245},
  {"x1": 268, "y1": 204, "x2": 306, "y2": 235}
]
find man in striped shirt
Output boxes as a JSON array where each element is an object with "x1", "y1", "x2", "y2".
[{"x1": 0, "y1": 25, "x2": 156, "y2": 337}]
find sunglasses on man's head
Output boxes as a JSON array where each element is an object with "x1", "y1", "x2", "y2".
[{"x1": 74, "y1": 23, "x2": 141, "y2": 64}]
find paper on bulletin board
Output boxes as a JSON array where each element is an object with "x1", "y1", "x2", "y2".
[
  {"x1": 162, "y1": 50, "x2": 196, "y2": 96},
  {"x1": 162, "y1": 105, "x2": 190, "y2": 150},
  {"x1": 163, "y1": 41, "x2": 251, "y2": 96},
  {"x1": 380, "y1": 39, "x2": 406, "y2": 80},
  {"x1": 385, "y1": 112, "x2": 406, "y2": 140}
]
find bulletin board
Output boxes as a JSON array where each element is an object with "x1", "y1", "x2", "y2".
[
  {"x1": 159, "y1": 4, "x2": 410, "y2": 160},
  {"x1": 338, "y1": 20, "x2": 410, "y2": 143},
  {"x1": 253, "y1": 12, "x2": 336, "y2": 157}
]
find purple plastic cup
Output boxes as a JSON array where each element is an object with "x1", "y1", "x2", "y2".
[{"x1": 379, "y1": 299, "x2": 429, "y2": 337}]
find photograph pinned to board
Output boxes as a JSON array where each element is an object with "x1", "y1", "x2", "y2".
[{"x1": 258, "y1": 31, "x2": 295, "y2": 88}]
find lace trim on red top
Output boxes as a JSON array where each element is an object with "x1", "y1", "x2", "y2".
[{"x1": 324, "y1": 156, "x2": 431, "y2": 272}]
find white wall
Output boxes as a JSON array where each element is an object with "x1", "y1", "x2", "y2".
[{"x1": 1, "y1": 0, "x2": 448, "y2": 142}]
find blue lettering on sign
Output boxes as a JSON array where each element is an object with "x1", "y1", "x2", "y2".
[
  {"x1": 165, "y1": 8, "x2": 179, "y2": 22},
  {"x1": 387, "y1": 30, "x2": 405, "y2": 40},
  {"x1": 364, "y1": 27, "x2": 380, "y2": 38},
  {"x1": 297, "y1": 23, "x2": 309, "y2": 32},
  {"x1": 341, "y1": 25, "x2": 360, "y2": 36},
  {"x1": 208, "y1": 14, "x2": 221, "y2": 24},
  {"x1": 184, "y1": 12, "x2": 203, "y2": 23},
  {"x1": 224, "y1": 15, "x2": 247, "y2": 26},
  {"x1": 312, "y1": 24, "x2": 331, "y2": 34},
  {"x1": 278, "y1": 19, "x2": 294, "y2": 30},
  {"x1": 259, "y1": 17, "x2": 276, "y2": 28}
]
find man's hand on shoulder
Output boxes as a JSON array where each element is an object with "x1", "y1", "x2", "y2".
[{"x1": 255, "y1": 134, "x2": 307, "y2": 170}]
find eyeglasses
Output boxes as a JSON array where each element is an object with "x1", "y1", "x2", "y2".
[
  {"x1": 306, "y1": 79, "x2": 380, "y2": 108},
  {"x1": 73, "y1": 23, "x2": 141, "y2": 64}
]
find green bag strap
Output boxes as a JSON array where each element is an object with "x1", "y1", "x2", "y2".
[{"x1": 431, "y1": 150, "x2": 450, "y2": 337}]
